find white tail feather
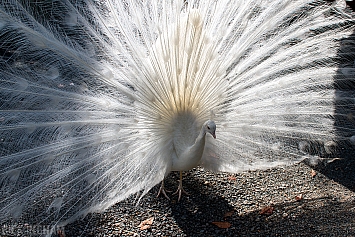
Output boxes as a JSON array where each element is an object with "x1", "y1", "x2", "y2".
[{"x1": 0, "y1": 0, "x2": 354, "y2": 227}]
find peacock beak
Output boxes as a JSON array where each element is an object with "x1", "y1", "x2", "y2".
[{"x1": 211, "y1": 132, "x2": 216, "y2": 139}]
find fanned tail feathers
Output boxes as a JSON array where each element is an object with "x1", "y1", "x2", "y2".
[{"x1": 0, "y1": 0, "x2": 354, "y2": 226}]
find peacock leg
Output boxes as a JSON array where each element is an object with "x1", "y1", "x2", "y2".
[
  {"x1": 173, "y1": 171, "x2": 189, "y2": 201},
  {"x1": 157, "y1": 179, "x2": 171, "y2": 200}
]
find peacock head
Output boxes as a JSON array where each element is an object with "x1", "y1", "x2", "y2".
[{"x1": 204, "y1": 120, "x2": 216, "y2": 139}]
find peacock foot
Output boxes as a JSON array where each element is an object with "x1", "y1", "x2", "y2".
[
  {"x1": 157, "y1": 180, "x2": 171, "y2": 200},
  {"x1": 172, "y1": 182, "x2": 189, "y2": 202}
]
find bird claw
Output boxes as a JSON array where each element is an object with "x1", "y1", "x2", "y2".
[
  {"x1": 157, "y1": 172, "x2": 188, "y2": 201},
  {"x1": 157, "y1": 181, "x2": 171, "y2": 200},
  {"x1": 173, "y1": 180, "x2": 189, "y2": 201}
]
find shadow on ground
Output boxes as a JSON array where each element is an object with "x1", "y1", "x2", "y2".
[
  {"x1": 169, "y1": 172, "x2": 355, "y2": 236},
  {"x1": 316, "y1": 150, "x2": 355, "y2": 192},
  {"x1": 61, "y1": 168, "x2": 355, "y2": 237}
]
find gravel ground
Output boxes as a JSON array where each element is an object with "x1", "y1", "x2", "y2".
[
  {"x1": 2, "y1": 153, "x2": 354, "y2": 237},
  {"x1": 61, "y1": 153, "x2": 355, "y2": 237}
]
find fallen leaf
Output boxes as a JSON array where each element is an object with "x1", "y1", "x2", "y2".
[
  {"x1": 227, "y1": 176, "x2": 236, "y2": 181},
  {"x1": 259, "y1": 206, "x2": 274, "y2": 215},
  {"x1": 57, "y1": 230, "x2": 65, "y2": 237},
  {"x1": 223, "y1": 210, "x2": 235, "y2": 218},
  {"x1": 310, "y1": 169, "x2": 317, "y2": 177},
  {"x1": 295, "y1": 194, "x2": 303, "y2": 201},
  {"x1": 138, "y1": 217, "x2": 154, "y2": 230},
  {"x1": 211, "y1": 221, "x2": 231, "y2": 229}
]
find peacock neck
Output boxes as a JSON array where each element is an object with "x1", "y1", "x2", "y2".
[
  {"x1": 171, "y1": 125, "x2": 207, "y2": 171},
  {"x1": 195, "y1": 128, "x2": 207, "y2": 150}
]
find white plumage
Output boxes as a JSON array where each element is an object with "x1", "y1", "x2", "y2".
[{"x1": 0, "y1": 0, "x2": 354, "y2": 228}]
